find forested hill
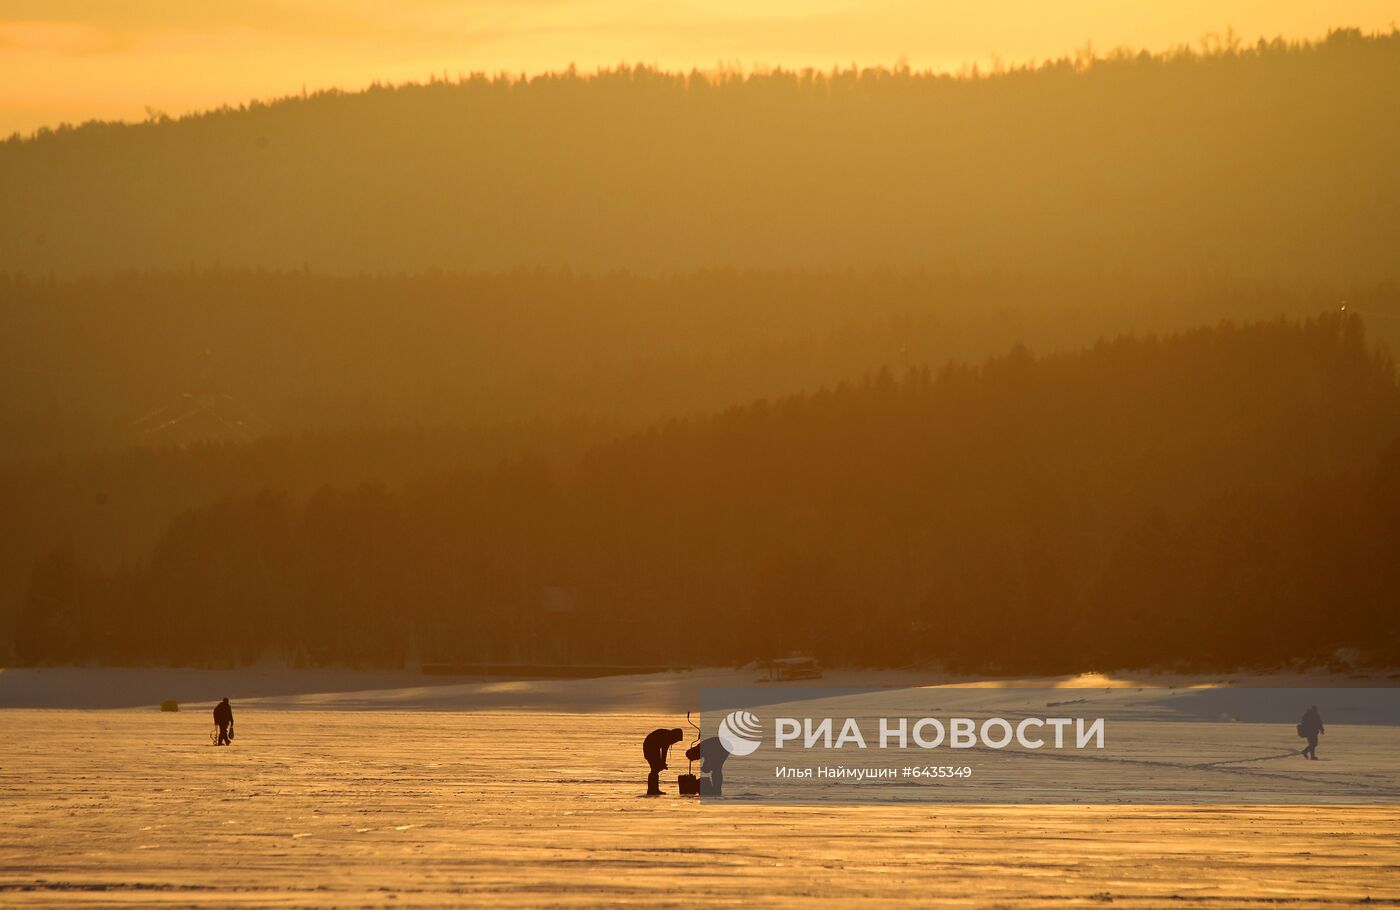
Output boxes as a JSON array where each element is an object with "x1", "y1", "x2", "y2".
[
  {"x1": 12, "y1": 314, "x2": 1400, "y2": 670},
  {"x1": 10, "y1": 269, "x2": 1390, "y2": 461},
  {"x1": 3, "y1": 29, "x2": 1399, "y2": 279}
]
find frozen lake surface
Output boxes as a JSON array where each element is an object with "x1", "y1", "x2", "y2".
[
  {"x1": 4, "y1": 703, "x2": 1400, "y2": 908},
  {"x1": 8, "y1": 702, "x2": 1400, "y2": 901}
]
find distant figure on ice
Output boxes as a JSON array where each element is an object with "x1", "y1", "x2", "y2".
[
  {"x1": 642, "y1": 727, "x2": 684, "y2": 795},
  {"x1": 1298, "y1": 705, "x2": 1324, "y2": 760},
  {"x1": 214, "y1": 697, "x2": 234, "y2": 746},
  {"x1": 685, "y1": 736, "x2": 731, "y2": 796}
]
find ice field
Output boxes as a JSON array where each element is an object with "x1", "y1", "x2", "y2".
[{"x1": 3, "y1": 669, "x2": 1399, "y2": 908}]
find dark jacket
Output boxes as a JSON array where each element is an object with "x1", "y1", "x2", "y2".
[
  {"x1": 685, "y1": 736, "x2": 731, "y2": 774},
  {"x1": 642, "y1": 728, "x2": 683, "y2": 771},
  {"x1": 1300, "y1": 707, "x2": 1323, "y2": 737},
  {"x1": 213, "y1": 700, "x2": 233, "y2": 727}
]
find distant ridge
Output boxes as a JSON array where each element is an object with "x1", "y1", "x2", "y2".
[{"x1": 3, "y1": 29, "x2": 1398, "y2": 279}]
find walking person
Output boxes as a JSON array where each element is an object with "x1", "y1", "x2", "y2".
[
  {"x1": 1298, "y1": 705, "x2": 1324, "y2": 760},
  {"x1": 214, "y1": 697, "x2": 234, "y2": 746}
]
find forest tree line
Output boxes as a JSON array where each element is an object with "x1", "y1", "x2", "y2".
[
  {"x1": 3, "y1": 29, "x2": 1399, "y2": 280},
  {"x1": 4, "y1": 268, "x2": 1394, "y2": 461},
  {"x1": 11, "y1": 314, "x2": 1399, "y2": 671}
]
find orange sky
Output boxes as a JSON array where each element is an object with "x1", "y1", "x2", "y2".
[{"x1": 2, "y1": 0, "x2": 1396, "y2": 137}]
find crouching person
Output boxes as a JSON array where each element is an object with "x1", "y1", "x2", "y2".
[{"x1": 686, "y1": 737, "x2": 731, "y2": 796}]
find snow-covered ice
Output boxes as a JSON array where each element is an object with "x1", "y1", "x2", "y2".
[{"x1": 2, "y1": 668, "x2": 1398, "y2": 907}]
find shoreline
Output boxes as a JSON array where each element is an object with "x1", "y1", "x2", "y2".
[{"x1": 4, "y1": 665, "x2": 1396, "y2": 712}]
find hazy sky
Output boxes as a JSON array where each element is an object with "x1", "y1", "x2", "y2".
[{"x1": 1, "y1": 0, "x2": 1396, "y2": 136}]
